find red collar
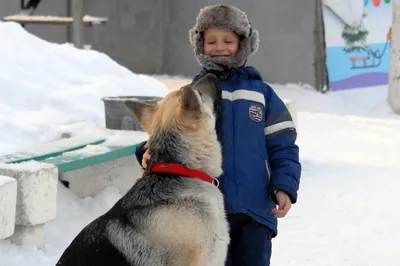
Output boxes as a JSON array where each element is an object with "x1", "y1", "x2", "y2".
[{"x1": 150, "y1": 162, "x2": 215, "y2": 185}]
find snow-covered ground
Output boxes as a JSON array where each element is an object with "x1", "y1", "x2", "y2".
[
  {"x1": 0, "y1": 21, "x2": 399, "y2": 266},
  {"x1": 0, "y1": 21, "x2": 170, "y2": 157}
]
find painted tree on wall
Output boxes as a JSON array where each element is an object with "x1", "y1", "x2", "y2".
[{"x1": 341, "y1": 14, "x2": 369, "y2": 53}]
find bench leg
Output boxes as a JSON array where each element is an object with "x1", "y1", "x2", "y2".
[
  {"x1": 9, "y1": 224, "x2": 45, "y2": 250},
  {"x1": 0, "y1": 161, "x2": 58, "y2": 249},
  {"x1": 0, "y1": 176, "x2": 17, "y2": 240}
]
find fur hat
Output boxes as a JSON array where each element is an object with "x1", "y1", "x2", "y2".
[{"x1": 189, "y1": 5, "x2": 259, "y2": 71}]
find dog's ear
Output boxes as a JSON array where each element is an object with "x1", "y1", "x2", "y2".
[
  {"x1": 180, "y1": 85, "x2": 201, "y2": 115},
  {"x1": 192, "y1": 73, "x2": 219, "y2": 101},
  {"x1": 124, "y1": 100, "x2": 157, "y2": 133}
]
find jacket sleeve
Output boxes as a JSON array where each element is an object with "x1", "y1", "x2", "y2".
[
  {"x1": 263, "y1": 83, "x2": 301, "y2": 204},
  {"x1": 135, "y1": 141, "x2": 148, "y2": 166}
]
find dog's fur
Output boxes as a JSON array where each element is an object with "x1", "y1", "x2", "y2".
[{"x1": 55, "y1": 74, "x2": 229, "y2": 266}]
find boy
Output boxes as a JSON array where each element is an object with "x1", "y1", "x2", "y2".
[{"x1": 136, "y1": 5, "x2": 301, "y2": 265}]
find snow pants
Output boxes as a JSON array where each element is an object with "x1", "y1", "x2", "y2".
[{"x1": 225, "y1": 214, "x2": 272, "y2": 266}]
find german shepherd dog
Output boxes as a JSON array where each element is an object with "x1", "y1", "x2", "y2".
[{"x1": 55, "y1": 74, "x2": 229, "y2": 266}]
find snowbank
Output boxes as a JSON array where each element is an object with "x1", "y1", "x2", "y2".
[{"x1": 0, "y1": 21, "x2": 169, "y2": 156}]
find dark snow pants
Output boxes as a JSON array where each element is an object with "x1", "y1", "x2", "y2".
[{"x1": 225, "y1": 214, "x2": 272, "y2": 266}]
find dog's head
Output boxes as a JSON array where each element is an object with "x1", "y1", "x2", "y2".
[
  {"x1": 124, "y1": 74, "x2": 220, "y2": 137},
  {"x1": 124, "y1": 74, "x2": 222, "y2": 176}
]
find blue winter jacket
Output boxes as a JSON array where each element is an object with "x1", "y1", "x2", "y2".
[{"x1": 135, "y1": 66, "x2": 301, "y2": 236}]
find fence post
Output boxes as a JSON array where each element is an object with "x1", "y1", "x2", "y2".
[{"x1": 72, "y1": 0, "x2": 84, "y2": 48}]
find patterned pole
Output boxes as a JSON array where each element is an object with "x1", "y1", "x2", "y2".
[{"x1": 388, "y1": 0, "x2": 400, "y2": 114}]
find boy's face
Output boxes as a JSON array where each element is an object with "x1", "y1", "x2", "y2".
[{"x1": 203, "y1": 27, "x2": 239, "y2": 57}]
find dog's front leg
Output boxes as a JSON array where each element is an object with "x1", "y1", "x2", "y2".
[{"x1": 207, "y1": 212, "x2": 230, "y2": 265}]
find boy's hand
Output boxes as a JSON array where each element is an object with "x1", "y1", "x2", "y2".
[
  {"x1": 273, "y1": 191, "x2": 292, "y2": 218},
  {"x1": 141, "y1": 148, "x2": 151, "y2": 175}
]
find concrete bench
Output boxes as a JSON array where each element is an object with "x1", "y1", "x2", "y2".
[
  {"x1": 0, "y1": 130, "x2": 146, "y2": 248},
  {"x1": 43, "y1": 141, "x2": 143, "y2": 198}
]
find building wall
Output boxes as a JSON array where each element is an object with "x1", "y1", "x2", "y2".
[
  {"x1": 161, "y1": 0, "x2": 209, "y2": 76},
  {"x1": 83, "y1": 0, "x2": 164, "y2": 74},
  {"x1": 0, "y1": 0, "x2": 68, "y2": 43},
  {"x1": 0, "y1": 0, "x2": 327, "y2": 90}
]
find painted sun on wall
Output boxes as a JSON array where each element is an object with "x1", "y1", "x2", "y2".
[{"x1": 322, "y1": 0, "x2": 392, "y2": 91}]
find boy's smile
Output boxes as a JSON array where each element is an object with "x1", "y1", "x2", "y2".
[{"x1": 203, "y1": 27, "x2": 240, "y2": 57}]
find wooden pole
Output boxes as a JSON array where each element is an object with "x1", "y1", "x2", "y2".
[
  {"x1": 388, "y1": 0, "x2": 400, "y2": 115},
  {"x1": 72, "y1": 0, "x2": 84, "y2": 48}
]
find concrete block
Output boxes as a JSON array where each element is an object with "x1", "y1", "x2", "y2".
[
  {"x1": 0, "y1": 161, "x2": 58, "y2": 226},
  {"x1": 60, "y1": 154, "x2": 142, "y2": 198},
  {"x1": 0, "y1": 175, "x2": 17, "y2": 239}
]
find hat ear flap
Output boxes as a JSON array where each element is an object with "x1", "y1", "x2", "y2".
[{"x1": 248, "y1": 28, "x2": 259, "y2": 54}]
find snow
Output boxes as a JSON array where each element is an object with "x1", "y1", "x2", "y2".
[
  {"x1": 0, "y1": 21, "x2": 169, "y2": 156},
  {"x1": 48, "y1": 130, "x2": 150, "y2": 157},
  {"x1": 0, "y1": 175, "x2": 15, "y2": 187},
  {"x1": 272, "y1": 113, "x2": 400, "y2": 266},
  {"x1": 61, "y1": 144, "x2": 112, "y2": 156},
  {"x1": 267, "y1": 84, "x2": 400, "y2": 265},
  {"x1": 100, "y1": 130, "x2": 149, "y2": 146},
  {"x1": 0, "y1": 160, "x2": 55, "y2": 172},
  {"x1": 0, "y1": 21, "x2": 400, "y2": 266},
  {"x1": 271, "y1": 83, "x2": 397, "y2": 119}
]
